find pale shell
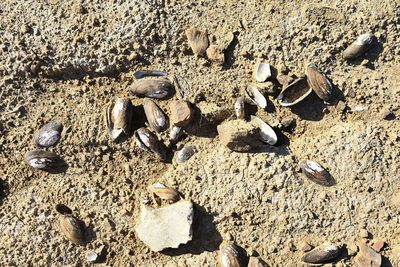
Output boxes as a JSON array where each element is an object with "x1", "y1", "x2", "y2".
[
  {"x1": 343, "y1": 33, "x2": 375, "y2": 60},
  {"x1": 234, "y1": 97, "x2": 245, "y2": 119},
  {"x1": 250, "y1": 116, "x2": 277, "y2": 146},
  {"x1": 105, "y1": 97, "x2": 133, "y2": 140},
  {"x1": 245, "y1": 85, "x2": 267, "y2": 109},
  {"x1": 254, "y1": 63, "x2": 272, "y2": 83}
]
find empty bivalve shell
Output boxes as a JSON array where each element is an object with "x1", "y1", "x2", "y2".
[
  {"x1": 278, "y1": 78, "x2": 312, "y2": 107},
  {"x1": 55, "y1": 204, "x2": 85, "y2": 244},
  {"x1": 176, "y1": 145, "x2": 197, "y2": 163},
  {"x1": 302, "y1": 243, "x2": 342, "y2": 264},
  {"x1": 245, "y1": 85, "x2": 267, "y2": 109},
  {"x1": 149, "y1": 182, "x2": 181, "y2": 205},
  {"x1": 234, "y1": 97, "x2": 245, "y2": 119},
  {"x1": 219, "y1": 241, "x2": 242, "y2": 267},
  {"x1": 254, "y1": 62, "x2": 272, "y2": 83}
]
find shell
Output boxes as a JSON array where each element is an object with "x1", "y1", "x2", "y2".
[
  {"x1": 254, "y1": 63, "x2": 271, "y2": 83},
  {"x1": 176, "y1": 145, "x2": 197, "y2": 163},
  {"x1": 234, "y1": 97, "x2": 245, "y2": 119},
  {"x1": 250, "y1": 116, "x2": 277, "y2": 146},
  {"x1": 248, "y1": 257, "x2": 268, "y2": 267},
  {"x1": 130, "y1": 78, "x2": 174, "y2": 99},
  {"x1": 302, "y1": 243, "x2": 342, "y2": 264},
  {"x1": 277, "y1": 78, "x2": 312, "y2": 107},
  {"x1": 169, "y1": 100, "x2": 194, "y2": 127},
  {"x1": 306, "y1": 64, "x2": 333, "y2": 102},
  {"x1": 143, "y1": 99, "x2": 168, "y2": 133},
  {"x1": 219, "y1": 242, "x2": 241, "y2": 267},
  {"x1": 186, "y1": 26, "x2": 209, "y2": 56},
  {"x1": 300, "y1": 160, "x2": 335, "y2": 186},
  {"x1": 149, "y1": 182, "x2": 180, "y2": 205},
  {"x1": 34, "y1": 121, "x2": 63, "y2": 147},
  {"x1": 55, "y1": 204, "x2": 85, "y2": 244},
  {"x1": 245, "y1": 85, "x2": 267, "y2": 109},
  {"x1": 343, "y1": 33, "x2": 375, "y2": 60},
  {"x1": 133, "y1": 70, "x2": 167, "y2": 80},
  {"x1": 24, "y1": 150, "x2": 61, "y2": 169},
  {"x1": 105, "y1": 97, "x2": 133, "y2": 140},
  {"x1": 134, "y1": 128, "x2": 167, "y2": 161},
  {"x1": 169, "y1": 126, "x2": 183, "y2": 143}
]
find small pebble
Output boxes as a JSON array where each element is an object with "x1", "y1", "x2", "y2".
[
  {"x1": 372, "y1": 238, "x2": 385, "y2": 252},
  {"x1": 358, "y1": 229, "x2": 370, "y2": 238}
]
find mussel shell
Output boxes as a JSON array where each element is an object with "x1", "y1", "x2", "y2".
[
  {"x1": 300, "y1": 160, "x2": 335, "y2": 186},
  {"x1": 176, "y1": 145, "x2": 197, "y2": 163},
  {"x1": 250, "y1": 116, "x2": 277, "y2": 146},
  {"x1": 219, "y1": 242, "x2": 242, "y2": 267},
  {"x1": 245, "y1": 85, "x2": 267, "y2": 109},
  {"x1": 254, "y1": 63, "x2": 271, "y2": 83},
  {"x1": 186, "y1": 26, "x2": 209, "y2": 56},
  {"x1": 134, "y1": 128, "x2": 167, "y2": 161},
  {"x1": 169, "y1": 100, "x2": 194, "y2": 127},
  {"x1": 34, "y1": 121, "x2": 63, "y2": 147},
  {"x1": 150, "y1": 182, "x2": 180, "y2": 204},
  {"x1": 143, "y1": 99, "x2": 168, "y2": 133},
  {"x1": 58, "y1": 214, "x2": 85, "y2": 244},
  {"x1": 302, "y1": 243, "x2": 342, "y2": 264},
  {"x1": 106, "y1": 97, "x2": 133, "y2": 140},
  {"x1": 130, "y1": 78, "x2": 174, "y2": 99},
  {"x1": 133, "y1": 70, "x2": 168, "y2": 80},
  {"x1": 234, "y1": 97, "x2": 245, "y2": 119},
  {"x1": 24, "y1": 150, "x2": 61, "y2": 169},
  {"x1": 277, "y1": 78, "x2": 312, "y2": 107},
  {"x1": 343, "y1": 33, "x2": 375, "y2": 60},
  {"x1": 306, "y1": 64, "x2": 333, "y2": 102}
]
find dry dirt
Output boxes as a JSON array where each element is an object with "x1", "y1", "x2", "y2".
[{"x1": 1, "y1": 0, "x2": 400, "y2": 266}]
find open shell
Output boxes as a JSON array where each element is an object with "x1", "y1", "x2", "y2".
[
  {"x1": 250, "y1": 116, "x2": 278, "y2": 146},
  {"x1": 34, "y1": 121, "x2": 63, "y2": 147},
  {"x1": 134, "y1": 128, "x2": 167, "y2": 161},
  {"x1": 130, "y1": 78, "x2": 174, "y2": 99},
  {"x1": 277, "y1": 78, "x2": 312, "y2": 107},
  {"x1": 254, "y1": 63, "x2": 272, "y2": 83},
  {"x1": 143, "y1": 99, "x2": 168, "y2": 133},
  {"x1": 300, "y1": 160, "x2": 335, "y2": 186},
  {"x1": 105, "y1": 97, "x2": 133, "y2": 140},
  {"x1": 302, "y1": 243, "x2": 342, "y2": 264},
  {"x1": 24, "y1": 150, "x2": 61, "y2": 169},
  {"x1": 245, "y1": 85, "x2": 267, "y2": 109},
  {"x1": 306, "y1": 64, "x2": 332, "y2": 102},
  {"x1": 343, "y1": 33, "x2": 375, "y2": 60},
  {"x1": 149, "y1": 182, "x2": 180, "y2": 205}
]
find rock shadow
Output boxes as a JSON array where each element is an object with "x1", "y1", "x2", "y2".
[
  {"x1": 184, "y1": 106, "x2": 230, "y2": 138},
  {"x1": 222, "y1": 32, "x2": 240, "y2": 70},
  {"x1": 162, "y1": 204, "x2": 222, "y2": 256}
]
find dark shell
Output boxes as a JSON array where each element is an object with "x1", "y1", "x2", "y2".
[
  {"x1": 300, "y1": 160, "x2": 335, "y2": 186},
  {"x1": 277, "y1": 78, "x2": 312, "y2": 107},
  {"x1": 143, "y1": 99, "x2": 168, "y2": 133},
  {"x1": 130, "y1": 79, "x2": 174, "y2": 99},
  {"x1": 343, "y1": 33, "x2": 375, "y2": 60},
  {"x1": 176, "y1": 145, "x2": 197, "y2": 163},
  {"x1": 306, "y1": 64, "x2": 333, "y2": 102},
  {"x1": 24, "y1": 150, "x2": 61, "y2": 169},
  {"x1": 34, "y1": 121, "x2": 63, "y2": 147},
  {"x1": 59, "y1": 214, "x2": 85, "y2": 244},
  {"x1": 133, "y1": 70, "x2": 167, "y2": 80},
  {"x1": 134, "y1": 128, "x2": 167, "y2": 161},
  {"x1": 219, "y1": 242, "x2": 241, "y2": 267},
  {"x1": 302, "y1": 243, "x2": 342, "y2": 264},
  {"x1": 105, "y1": 97, "x2": 133, "y2": 140}
]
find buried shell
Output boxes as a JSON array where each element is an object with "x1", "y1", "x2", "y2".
[
  {"x1": 300, "y1": 160, "x2": 335, "y2": 186},
  {"x1": 24, "y1": 150, "x2": 62, "y2": 169},
  {"x1": 143, "y1": 99, "x2": 168, "y2": 133},
  {"x1": 55, "y1": 204, "x2": 85, "y2": 244},
  {"x1": 34, "y1": 121, "x2": 63, "y2": 147},
  {"x1": 105, "y1": 97, "x2": 133, "y2": 140},
  {"x1": 277, "y1": 77, "x2": 312, "y2": 107},
  {"x1": 245, "y1": 85, "x2": 267, "y2": 109},
  {"x1": 250, "y1": 116, "x2": 278, "y2": 146},
  {"x1": 254, "y1": 62, "x2": 272, "y2": 83},
  {"x1": 234, "y1": 97, "x2": 245, "y2": 119},
  {"x1": 149, "y1": 182, "x2": 180, "y2": 205},
  {"x1": 306, "y1": 64, "x2": 333, "y2": 102},
  {"x1": 130, "y1": 78, "x2": 174, "y2": 99},
  {"x1": 343, "y1": 33, "x2": 375, "y2": 60},
  {"x1": 186, "y1": 26, "x2": 209, "y2": 56},
  {"x1": 134, "y1": 128, "x2": 167, "y2": 161},
  {"x1": 219, "y1": 242, "x2": 242, "y2": 267},
  {"x1": 302, "y1": 243, "x2": 342, "y2": 264},
  {"x1": 176, "y1": 145, "x2": 197, "y2": 163},
  {"x1": 133, "y1": 70, "x2": 168, "y2": 80}
]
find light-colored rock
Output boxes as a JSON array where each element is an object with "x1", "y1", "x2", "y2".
[
  {"x1": 135, "y1": 200, "x2": 193, "y2": 252},
  {"x1": 371, "y1": 238, "x2": 385, "y2": 252},
  {"x1": 354, "y1": 243, "x2": 381, "y2": 267}
]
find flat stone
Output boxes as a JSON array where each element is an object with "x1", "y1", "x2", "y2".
[
  {"x1": 355, "y1": 243, "x2": 382, "y2": 267},
  {"x1": 135, "y1": 200, "x2": 193, "y2": 252},
  {"x1": 358, "y1": 229, "x2": 370, "y2": 238},
  {"x1": 371, "y1": 238, "x2": 385, "y2": 252},
  {"x1": 169, "y1": 100, "x2": 193, "y2": 127}
]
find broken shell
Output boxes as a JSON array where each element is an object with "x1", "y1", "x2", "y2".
[
  {"x1": 245, "y1": 85, "x2": 267, "y2": 109},
  {"x1": 24, "y1": 150, "x2": 62, "y2": 169},
  {"x1": 248, "y1": 257, "x2": 268, "y2": 267},
  {"x1": 134, "y1": 128, "x2": 167, "y2": 161},
  {"x1": 219, "y1": 242, "x2": 241, "y2": 267},
  {"x1": 302, "y1": 243, "x2": 342, "y2": 264},
  {"x1": 176, "y1": 145, "x2": 197, "y2": 163},
  {"x1": 169, "y1": 100, "x2": 194, "y2": 127},
  {"x1": 105, "y1": 97, "x2": 133, "y2": 140},
  {"x1": 343, "y1": 33, "x2": 375, "y2": 60},
  {"x1": 277, "y1": 78, "x2": 312, "y2": 107},
  {"x1": 254, "y1": 63, "x2": 272, "y2": 83},
  {"x1": 306, "y1": 64, "x2": 333, "y2": 102},
  {"x1": 149, "y1": 182, "x2": 180, "y2": 205},
  {"x1": 169, "y1": 126, "x2": 183, "y2": 144},
  {"x1": 55, "y1": 204, "x2": 85, "y2": 244},
  {"x1": 34, "y1": 121, "x2": 63, "y2": 147},
  {"x1": 130, "y1": 78, "x2": 174, "y2": 99},
  {"x1": 234, "y1": 97, "x2": 245, "y2": 119},
  {"x1": 186, "y1": 26, "x2": 209, "y2": 56},
  {"x1": 133, "y1": 70, "x2": 168, "y2": 80},
  {"x1": 300, "y1": 160, "x2": 335, "y2": 186},
  {"x1": 143, "y1": 99, "x2": 168, "y2": 133},
  {"x1": 250, "y1": 116, "x2": 277, "y2": 146},
  {"x1": 206, "y1": 45, "x2": 225, "y2": 64}
]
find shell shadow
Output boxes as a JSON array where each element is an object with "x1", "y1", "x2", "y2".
[
  {"x1": 0, "y1": 178, "x2": 10, "y2": 205},
  {"x1": 85, "y1": 222, "x2": 97, "y2": 244},
  {"x1": 184, "y1": 106, "x2": 230, "y2": 138},
  {"x1": 45, "y1": 159, "x2": 69, "y2": 174},
  {"x1": 161, "y1": 203, "x2": 222, "y2": 256},
  {"x1": 289, "y1": 92, "x2": 326, "y2": 121},
  {"x1": 222, "y1": 32, "x2": 239, "y2": 70}
]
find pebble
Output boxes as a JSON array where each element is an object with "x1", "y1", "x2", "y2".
[
  {"x1": 358, "y1": 229, "x2": 370, "y2": 238},
  {"x1": 300, "y1": 241, "x2": 313, "y2": 252},
  {"x1": 371, "y1": 238, "x2": 385, "y2": 252},
  {"x1": 355, "y1": 243, "x2": 381, "y2": 267}
]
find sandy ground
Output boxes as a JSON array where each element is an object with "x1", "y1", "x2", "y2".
[{"x1": 0, "y1": 0, "x2": 400, "y2": 266}]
